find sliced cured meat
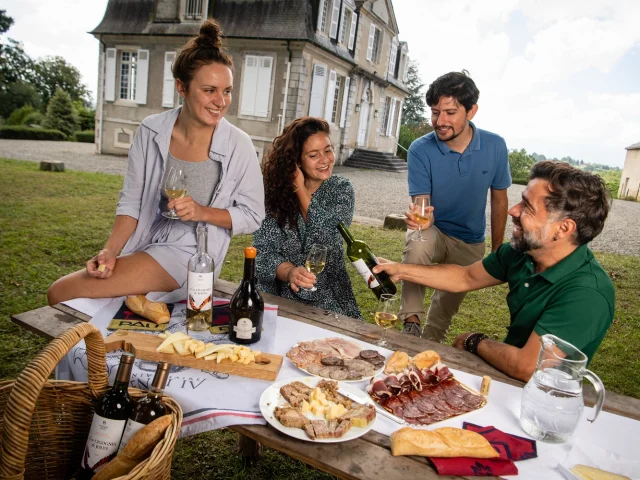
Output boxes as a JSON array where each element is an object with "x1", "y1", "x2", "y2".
[
  {"x1": 435, "y1": 365, "x2": 453, "y2": 381},
  {"x1": 383, "y1": 375, "x2": 402, "y2": 395},
  {"x1": 359, "y1": 349, "x2": 379, "y2": 359},
  {"x1": 399, "y1": 374, "x2": 413, "y2": 392},
  {"x1": 329, "y1": 368, "x2": 349, "y2": 380},
  {"x1": 344, "y1": 358, "x2": 374, "y2": 372},
  {"x1": 408, "y1": 390, "x2": 422, "y2": 402},
  {"x1": 415, "y1": 398, "x2": 436, "y2": 414},
  {"x1": 398, "y1": 392, "x2": 412, "y2": 405},
  {"x1": 306, "y1": 364, "x2": 323, "y2": 375},
  {"x1": 370, "y1": 379, "x2": 392, "y2": 398},
  {"x1": 326, "y1": 338, "x2": 362, "y2": 359},
  {"x1": 443, "y1": 384, "x2": 468, "y2": 398},
  {"x1": 319, "y1": 366, "x2": 340, "y2": 378},
  {"x1": 401, "y1": 402, "x2": 423, "y2": 419},
  {"x1": 408, "y1": 368, "x2": 423, "y2": 391},
  {"x1": 433, "y1": 399, "x2": 457, "y2": 415},
  {"x1": 463, "y1": 393, "x2": 484, "y2": 409},
  {"x1": 321, "y1": 356, "x2": 344, "y2": 366},
  {"x1": 444, "y1": 395, "x2": 465, "y2": 410},
  {"x1": 419, "y1": 368, "x2": 439, "y2": 385},
  {"x1": 346, "y1": 369, "x2": 363, "y2": 380}
]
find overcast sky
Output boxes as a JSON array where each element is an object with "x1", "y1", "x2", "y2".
[{"x1": 3, "y1": 0, "x2": 639, "y2": 167}]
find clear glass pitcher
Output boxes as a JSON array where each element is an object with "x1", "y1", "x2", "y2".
[{"x1": 520, "y1": 334, "x2": 605, "y2": 443}]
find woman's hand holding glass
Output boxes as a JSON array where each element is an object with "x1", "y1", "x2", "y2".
[
  {"x1": 163, "y1": 167, "x2": 187, "y2": 219},
  {"x1": 287, "y1": 266, "x2": 316, "y2": 293},
  {"x1": 168, "y1": 196, "x2": 205, "y2": 222}
]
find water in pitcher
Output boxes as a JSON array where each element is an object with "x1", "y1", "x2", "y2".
[{"x1": 520, "y1": 368, "x2": 584, "y2": 443}]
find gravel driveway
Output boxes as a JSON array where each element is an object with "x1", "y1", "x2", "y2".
[{"x1": 2, "y1": 139, "x2": 638, "y2": 256}]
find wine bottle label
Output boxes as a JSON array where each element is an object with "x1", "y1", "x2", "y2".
[
  {"x1": 233, "y1": 318, "x2": 256, "y2": 340},
  {"x1": 81, "y1": 414, "x2": 126, "y2": 471},
  {"x1": 188, "y1": 272, "x2": 213, "y2": 313},
  {"x1": 352, "y1": 259, "x2": 380, "y2": 289},
  {"x1": 117, "y1": 418, "x2": 146, "y2": 454}
]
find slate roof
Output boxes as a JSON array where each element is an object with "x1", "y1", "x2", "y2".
[{"x1": 626, "y1": 142, "x2": 640, "y2": 150}]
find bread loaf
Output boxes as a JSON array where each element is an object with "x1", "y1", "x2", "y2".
[
  {"x1": 385, "y1": 351, "x2": 409, "y2": 374},
  {"x1": 412, "y1": 350, "x2": 440, "y2": 370},
  {"x1": 93, "y1": 414, "x2": 172, "y2": 480},
  {"x1": 390, "y1": 427, "x2": 499, "y2": 458},
  {"x1": 570, "y1": 465, "x2": 631, "y2": 480},
  {"x1": 125, "y1": 295, "x2": 170, "y2": 324}
]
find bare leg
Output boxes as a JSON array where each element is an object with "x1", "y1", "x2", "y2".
[{"x1": 47, "y1": 252, "x2": 180, "y2": 305}]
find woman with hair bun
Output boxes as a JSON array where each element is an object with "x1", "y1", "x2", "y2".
[
  {"x1": 48, "y1": 19, "x2": 265, "y2": 305},
  {"x1": 253, "y1": 117, "x2": 361, "y2": 319}
]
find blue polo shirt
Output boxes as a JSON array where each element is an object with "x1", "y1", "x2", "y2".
[{"x1": 407, "y1": 122, "x2": 511, "y2": 243}]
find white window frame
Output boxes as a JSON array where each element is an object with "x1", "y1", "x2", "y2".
[
  {"x1": 317, "y1": 0, "x2": 329, "y2": 33},
  {"x1": 183, "y1": 0, "x2": 204, "y2": 20},
  {"x1": 238, "y1": 52, "x2": 276, "y2": 121},
  {"x1": 329, "y1": 0, "x2": 341, "y2": 39},
  {"x1": 348, "y1": 11, "x2": 357, "y2": 50},
  {"x1": 339, "y1": 76, "x2": 350, "y2": 128},
  {"x1": 380, "y1": 96, "x2": 391, "y2": 135},
  {"x1": 324, "y1": 69, "x2": 337, "y2": 122},
  {"x1": 367, "y1": 24, "x2": 382, "y2": 63},
  {"x1": 388, "y1": 40, "x2": 398, "y2": 78},
  {"x1": 386, "y1": 97, "x2": 397, "y2": 137},
  {"x1": 330, "y1": 75, "x2": 343, "y2": 124},
  {"x1": 119, "y1": 50, "x2": 137, "y2": 102},
  {"x1": 338, "y1": 7, "x2": 349, "y2": 45}
]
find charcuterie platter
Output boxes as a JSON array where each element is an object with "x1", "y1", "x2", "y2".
[
  {"x1": 286, "y1": 338, "x2": 386, "y2": 382},
  {"x1": 368, "y1": 349, "x2": 486, "y2": 426}
]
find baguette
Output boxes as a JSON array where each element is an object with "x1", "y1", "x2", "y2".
[
  {"x1": 390, "y1": 427, "x2": 499, "y2": 459},
  {"x1": 570, "y1": 465, "x2": 631, "y2": 480},
  {"x1": 385, "y1": 351, "x2": 409, "y2": 374},
  {"x1": 125, "y1": 295, "x2": 170, "y2": 324},
  {"x1": 412, "y1": 350, "x2": 440, "y2": 370},
  {"x1": 93, "y1": 414, "x2": 172, "y2": 480}
]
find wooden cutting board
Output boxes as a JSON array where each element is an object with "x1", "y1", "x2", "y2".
[{"x1": 104, "y1": 331, "x2": 283, "y2": 381}]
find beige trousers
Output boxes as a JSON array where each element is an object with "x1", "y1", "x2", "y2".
[{"x1": 400, "y1": 226, "x2": 485, "y2": 342}]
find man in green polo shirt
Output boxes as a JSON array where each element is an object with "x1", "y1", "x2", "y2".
[{"x1": 374, "y1": 161, "x2": 614, "y2": 382}]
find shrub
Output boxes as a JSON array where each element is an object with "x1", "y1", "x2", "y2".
[
  {"x1": 397, "y1": 123, "x2": 434, "y2": 160},
  {"x1": 73, "y1": 100, "x2": 95, "y2": 131},
  {"x1": 0, "y1": 126, "x2": 66, "y2": 141},
  {"x1": 6, "y1": 105, "x2": 34, "y2": 126},
  {"x1": 44, "y1": 88, "x2": 78, "y2": 137},
  {"x1": 74, "y1": 130, "x2": 95, "y2": 143},
  {"x1": 508, "y1": 149, "x2": 536, "y2": 182},
  {"x1": 0, "y1": 81, "x2": 42, "y2": 118},
  {"x1": 22, "y1": 111, "x2": 45, "y2": 127}
]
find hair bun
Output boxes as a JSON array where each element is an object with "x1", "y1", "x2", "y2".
[{"x1": 197, "y1": 19, "x2": 223, "y2": 49}]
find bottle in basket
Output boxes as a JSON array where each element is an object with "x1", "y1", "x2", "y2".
[
  {"x1": 229, "y1": 247, "x2": 264, "y2": 344},
  {"x1": 118, "y1": 361, "x2": 170, "y2": 454},
  {"x1": 187, "y1": 225, "x2": 215, "y2": 332},
  {"x1": 76, "y1": 352, "x2": 135, "y2": 478}
]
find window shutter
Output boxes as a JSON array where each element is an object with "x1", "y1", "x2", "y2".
[
  {"x1": 324, "y1": 70, "x2": 337, "y2": 121},
  {"x1": 404, "y1": 56, "x2": 410, "y2": 82},
  {"x1": 162, "y1": 52, "x2": 176, "y2": 108},
  {"x1": 338, "y1": 6, "x2": 347, "y2": 44},
  {"x1": 135, "y1": 49, "x2": 149, "y2": 104},
  {"x1": 317, "y1": 0, "x2": 326, "y2": 31},
  {"x1": 348, "y1": 12, "x2": 357, "y2": 50},
  {"x1": 395, "y1": 100, "x2": 403, "y2": 138},
  {"x1": 308, "y1": 64, "x2": 326, "y2": 117},
  {"x1": 254, "y1": 57, "x2": 273, "y2": 118},
  {"x1": 386, "y1": 97, "x2": 397, "y2": 137},
  {"x1": 240, "y1": 55, "x2": 259, "y2": 115},
  {"x1": 388, "y1": 41, "x2": 397, "y2": 77},
  {"x1": 366, "y1": 24, "x2": 375, "y2": 61},
  {"x1": 329, "y1": 1, "x2": 340, "y2": 39},
  {"x1": 105, "y1": 48, "x2": 116, "y2": 102},
  {"x1": 339, "y1": 76, "x2": 350, "y2": 128}
]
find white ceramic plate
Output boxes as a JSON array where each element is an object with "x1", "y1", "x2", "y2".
[
  {"x1": 259, "y1": 376, "x2": 377, "y2": 443},
  {"x1": 287, "y1": 339, "x2": 385, "y2": 383}
]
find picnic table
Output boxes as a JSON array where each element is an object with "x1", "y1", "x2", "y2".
[{"x1": 11, "y1": 279, "x2": 640, "y2": 480}]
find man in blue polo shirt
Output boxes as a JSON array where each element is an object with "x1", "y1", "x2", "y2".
[
  {"x1": 401, "y1": 71, "x2": 511, "y2": 341},
  {"x1": 375, "y1": 161, "x2": 614, "y2": 381}
]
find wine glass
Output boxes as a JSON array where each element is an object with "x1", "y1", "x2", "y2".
[
  {"x1": 374, "y1": 294, "x2": 399, "y2": 347},
  {"x1": 410, "y1": 195, "x2": 432, "y2": 242},
  {"x1": 303, "y1": 244, "x2": 327, "y2": 292},
  {"x1": 162, "y1": 167, "x2": 187, "y2": 220}
]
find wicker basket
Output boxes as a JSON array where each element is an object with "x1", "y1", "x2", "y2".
[{"x1": 0, "y1": 323, "x2": 183, "y2": 480}]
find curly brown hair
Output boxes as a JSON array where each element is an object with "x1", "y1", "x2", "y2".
[
  {"x1": 530, "y1": 161, "x2": 611, "y2": 245},
  {"x1": 172, "y1": 19, "x2": 234, "y2": 91},
  {"x1": 262, "y1": 117, "x2": 331, "y2": 230}
]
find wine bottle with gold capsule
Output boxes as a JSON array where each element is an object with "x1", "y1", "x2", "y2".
[
  {"x1": 117, "y1": 361, "x2": 170, "y2": 454},
  {"x1": 229, "y1": 247, "x2": 264, "y2": 345}
]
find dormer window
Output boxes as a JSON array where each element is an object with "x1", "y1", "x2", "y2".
[
  {"x1": 184, "y1": 0, "x2": 204, "y2": 20},
  {"x1": 367, "y1": 24, "x2": 382, "y2": 63}
]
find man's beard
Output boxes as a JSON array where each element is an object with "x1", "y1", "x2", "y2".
[
  {"x1": 510, "y1": 220, "x2": 552, "y2": 252},
  {"x1": 436, "y1": 125, "x2": 464, "y2": 142}
]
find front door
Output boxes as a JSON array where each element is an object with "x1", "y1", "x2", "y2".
[{"x1": 357, "y1": 101, "x2": 370, "y2": 146}]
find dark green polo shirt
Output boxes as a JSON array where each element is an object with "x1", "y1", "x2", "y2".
[{"x1": 482, "y1": 243, "x2": 614, "y2": 363}]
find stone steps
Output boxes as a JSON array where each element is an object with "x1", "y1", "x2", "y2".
[{"x1": 344, "y1": 149, "x2": 408, "y2": 172}]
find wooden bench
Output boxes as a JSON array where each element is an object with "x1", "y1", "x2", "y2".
[{"x1": 11, "y1": 279, "x2": 640, "y2": 479}]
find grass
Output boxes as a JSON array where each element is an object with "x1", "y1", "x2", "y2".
[{"x1": 1, "y1": 158, "x2": 638, "y2": 477}]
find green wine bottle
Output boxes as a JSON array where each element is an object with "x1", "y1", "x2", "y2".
[{"x1": 337, "y1": 222, "x2": 397, "y2": 299}]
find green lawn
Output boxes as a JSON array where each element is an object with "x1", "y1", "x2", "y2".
[{"x1": 1, "y1": 158, "x2": 638, "y2": 478}]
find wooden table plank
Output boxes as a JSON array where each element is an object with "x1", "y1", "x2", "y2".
[{"x1": 11, "y1": 306, "x2": 85, "y2": 341}]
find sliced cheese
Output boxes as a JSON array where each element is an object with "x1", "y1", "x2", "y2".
[
  {"x1": 571, "y1": 465, "x2": 631, "y2": 480},
  {"x1": 173, "y1": 341, "x2": 191, "y2": 356},
  {"x1": 300, "y1": 400, "x2": 311, "y2": 414},
  {"x1": 155, "y1": 332, "x2": 189, "y2": 352},
  {"x1": 157, "y1": 343, "x2": 176, "y2": 354}
]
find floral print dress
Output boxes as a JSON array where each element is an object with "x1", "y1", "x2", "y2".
[{"x1": 253, "y1": 175, "x2": 362, "y2": 319}]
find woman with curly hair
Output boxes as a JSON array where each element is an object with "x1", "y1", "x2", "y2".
[{"x1": 253, "y1": 117, "x2": 361, "y2": 319}]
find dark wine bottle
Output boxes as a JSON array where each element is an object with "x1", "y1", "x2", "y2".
[
  {"x1": 117, "y1": 361, "x2": 170, "y2": 454},
  {"x1": 74, "y1": 353, "x2": 135, "y2": 479},
  {"x1": 337, "y1": 221, "x2": 397, "y2": 299},
  {"x1": 229, "y1": 246, "x2": 264, "y2": 345}
]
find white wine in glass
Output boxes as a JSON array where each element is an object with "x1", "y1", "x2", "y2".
[
  {"x1": 374, "y1": 294, "x2": 399, "y2": 347},
  {"x1": 411, "y1": 195, "x2": 432, "y2": 242},
  {"x1": 303, "y1": 244, "x2": 327, "y2": 292},
  {"x1": 163, "y1": 167, "x2": 187, "y2": 220}
]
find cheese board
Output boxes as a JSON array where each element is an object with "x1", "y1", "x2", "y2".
[{"x1": 104, "y1": 330, "x2": 283, "y2": 381}]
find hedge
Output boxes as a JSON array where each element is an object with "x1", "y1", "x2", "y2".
[
  {"x1": 74, "y1": 130, "x2": 95, "y2": 143},
  {"x1": 0, "y1": 126, "x2": 66, "y2": 141}
]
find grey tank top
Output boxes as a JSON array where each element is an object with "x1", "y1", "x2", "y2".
[{"x1": 161, "y1": 152, "x2": 221, "y2": 226}]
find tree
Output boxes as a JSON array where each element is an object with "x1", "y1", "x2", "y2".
[
  {"x1": 508, "y1": 148, "x2": 536, "y2": 184},
  {"x1": 0, "y1": 9, "x2": 13, "y2": 35},
  {"x1": 401, "y1": 60, "x2": 427, "y2": 127},
  {"x1": 0, "y1": 38, "x2": 35, "y2": 85},
  {"x1": 34, "y1": 56, "x2": 91, "y2": 108},
  {"x1": 73, "y1": 100, "x2": 95, "y2": 131},
  {"x1": 0, "y1": 81, "x2": 41, "y2": 118},
  {"x1": 44, "y1": 88, "x2": 78, "y2": 137}
]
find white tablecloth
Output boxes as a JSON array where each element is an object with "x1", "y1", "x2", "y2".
[{"x1": 57, "y1": 298, "x2": 640, "y2": 479}]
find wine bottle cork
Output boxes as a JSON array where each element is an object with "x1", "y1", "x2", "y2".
[{"x1": 480, "y1": 376, "x2": 491, "y2": 396}]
